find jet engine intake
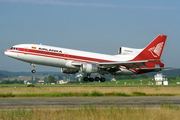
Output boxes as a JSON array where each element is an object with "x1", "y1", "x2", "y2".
[
  {"x1": 61, "y1": 68, "x2": 79, "y2": 74},
  {"x1": 80, "y1": 63, "x2": 99, "y2": 73},
  {"x1": 118, "y1": 47, "x2": 143, "y2": 55}
]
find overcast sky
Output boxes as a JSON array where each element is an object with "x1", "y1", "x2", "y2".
[{"x1": 0, "y1": 0, "x2": 180, "y2": 72}]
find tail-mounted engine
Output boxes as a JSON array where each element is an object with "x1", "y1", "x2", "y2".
[
  {"x1": 80, "y1": 63, "x2": 99, "y2": 73},
  {"x1": 118, "y1": 47, "x2": 143, "y2": 55}
]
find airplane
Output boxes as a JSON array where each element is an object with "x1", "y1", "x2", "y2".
[{"x1": 4, "y1": 34, "x2": 169, "y2": 82}]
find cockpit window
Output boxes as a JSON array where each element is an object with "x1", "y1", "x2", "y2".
[{"x1": 10, "y1": 47, "x2": 18, "y2": 50}]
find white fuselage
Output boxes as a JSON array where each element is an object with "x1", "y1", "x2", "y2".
[{"x1": 5, "y1": 44, "x2": 139, "y2": 75}]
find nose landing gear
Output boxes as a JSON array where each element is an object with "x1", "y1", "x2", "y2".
[{"x1": 30, "y1": 63, "x2": 36, "y2": 73}]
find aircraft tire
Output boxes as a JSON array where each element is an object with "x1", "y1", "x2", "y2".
[
  {"x1": 83, "y1": 77, "x2": 89, "y2": 81},
  {"x1": 100, "y1": 78, "x2": 106, "y2": 82},
  {"x1": 31, "y1": 69, "x2": 36, "y2": 73},
  {"x1": 88, "y1": 78, "x2": 94, "y2": 82},
  {"x1": 95, "y1": 77, "x2": 100, "y2": 81}
]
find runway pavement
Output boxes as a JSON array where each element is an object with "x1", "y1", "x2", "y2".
[{"x1": 0, "y1": 96, "x2": 180, "y2": 109}]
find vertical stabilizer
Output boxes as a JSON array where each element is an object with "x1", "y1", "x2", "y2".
[{"x1": 133, "y1": 34, "x2": 167, "y2": 61}]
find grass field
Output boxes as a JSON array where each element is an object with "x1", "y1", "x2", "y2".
[
  {"x1": 0, "y1": 86, "x2": 180, "y2": 97},
  {"x1": 1, "y1": 104, "x2": 180, "y2": 120},
  {"x1": 1, "y1": 83, "x2": 180, "y2": 119},
  {"x1": 1, "y1": 77, "x2": 180, "y2": 97}
]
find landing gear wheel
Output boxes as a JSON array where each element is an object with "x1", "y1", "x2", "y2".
[
  {"x1": 30, "y1": 63, "x2": 36, "y2": 73},
  {"x1": 95, "y1": 77, "x2": 100, "y2": 81},
  {"x1": 31, "y1": 69, "x2": 36, "y2": 73},
  {"x1": 83, "y1": 77, "x2": 89, "y2": 81},
  {"x1": 88, "y1": 78, "x2": 94, "y2": 82},
  {"x1": 100, "y1": 78, "x2": 106, "y2": 82}
]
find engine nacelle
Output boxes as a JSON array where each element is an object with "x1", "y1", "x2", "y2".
[
  {"x1": 118, "y1": 47, "x2": 143, "y2": 55},
  {"x1": 80, "y1": 63, "x2": 99, "y2": 73},
  {"x1": 61, "y1": 68, "x2": 79, "y2": 74}
]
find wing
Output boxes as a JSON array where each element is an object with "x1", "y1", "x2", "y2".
[
  {"x1": 71, "y1": 59, "x2": 159, "y2": 70},
  {"x1": 98, "y1": 59, "x2": 158, "y2": 69}
]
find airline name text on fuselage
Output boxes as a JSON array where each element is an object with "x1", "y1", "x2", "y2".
[{"x1": 38, "y1": 47, "x2": 62, "y2": 53}]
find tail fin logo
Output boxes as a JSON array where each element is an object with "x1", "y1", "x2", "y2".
[{"x1": 148, "y1": 42, "x2": 164, "y2": 58}]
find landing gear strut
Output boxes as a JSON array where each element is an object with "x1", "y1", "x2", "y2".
[{"x1": 30, "y1": 63, "x2": 36, "y2": 73}]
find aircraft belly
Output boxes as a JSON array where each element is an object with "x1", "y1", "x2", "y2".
[{"x1": 115, "y1": 69, "x2": 136, "y2": 75}]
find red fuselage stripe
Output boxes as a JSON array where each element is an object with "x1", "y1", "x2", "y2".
[{"x1": 9, "y1": 48, "x2": 116, "y2": 63}]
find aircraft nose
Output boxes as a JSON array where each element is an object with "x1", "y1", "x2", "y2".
[
  {"x1": 4, "y1": 49, "x2": 20, "y2": 59},
  {"x1": 4, "y1": 50, "x2": 10, "y2": 56},
  {"x1": 4, "y1": 50, "x2": 8, "y2": 55}
]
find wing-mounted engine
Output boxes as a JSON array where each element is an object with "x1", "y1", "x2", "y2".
[
  {"x1": 61, "y1": 68, "x2": 79, "y2": 74},
  {"x1": 80, "y1": 63, "x2": 99, "y2": 73},
  {"x1": 118, "y1": 47, "x2": 143, "y2": 55}
]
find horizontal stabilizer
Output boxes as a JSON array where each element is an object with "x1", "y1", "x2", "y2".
[{"x1": 136, "y1": 67, "x2": 173, "y2": 71}]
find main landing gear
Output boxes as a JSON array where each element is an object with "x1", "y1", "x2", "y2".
[
  {"x1": 30, "y1": 63, "x2": 36, "y2": 73},
  {"x1": 83, "y1": 74, "x2": 106, "y2": 82}
]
